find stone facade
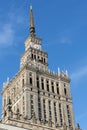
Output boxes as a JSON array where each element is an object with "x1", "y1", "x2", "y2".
[{"x1": 1, "y1": 6, "x2": 79, "y2": 130}]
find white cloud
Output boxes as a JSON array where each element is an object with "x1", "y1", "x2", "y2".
[
  {"x1": 71, "y1": 65, "x2": 87, "y2": 81},
  {"x1": 0, "y1": 24, "x2": 14, "y2": 48}
]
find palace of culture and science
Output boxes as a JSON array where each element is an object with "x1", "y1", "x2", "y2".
[{"x1": 0, "y1": 6, "x2": 80, "y2": 130}]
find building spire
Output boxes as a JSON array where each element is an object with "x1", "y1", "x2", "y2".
[{"x1": 30, "y1": 5, "x2": 35, "y2": 36}]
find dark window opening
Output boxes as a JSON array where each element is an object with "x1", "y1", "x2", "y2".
[
  {"x1": 44, "y1": 58, "x2": 46, "y2": 63},
  {"x1": 46, "y1": 80, "x2": 49, "y2": 92},
  {"x1": 29, "y1": 73, "x2": 32, "y2": 85},
  {"x1": 38, "y1": 97, "x2": 42, "y2": 120},
  {"x1": 47, "y1": 85, "x2": 49, "y2": 92},
  {"x1": 34, "y1": 55, "x2": 36, "y2": 59},
  {"x1": 37, "y1": 76, "x2": 39, "y2": 89},
  {"x1": 64, "y1": 88, "x2": 67, "y2": 96},
  {"x1": 51, "y1": 81, "x2": 54, "y2": 93},
  {"x1": 41, "y1": 57, "x2": 43, "y2": 62},
  {"x1": 43, "y1": 99, "x2": 46, "y2": 121},
  {"x1": 38, "y1": 56, "x2": 40, "y2": 60},
  {"x1": 51, "y1": 81, "x2": 53, "y2": 85},
  {"x1": 32, "y1": 54, "x2": 33, "y2": 59},
  {"x1": 30, "y1": 77, "x2": 32, "y2": 85},
  {"x1": 52, "y1": 86, "x2": 54, "y2": 93},
  {"x1": 41, "y1": 78, "x2": 44, "y2": 90},
  {"x1": 56, "y1": 82, "x2": 59, "y2": 86},
  {"x1": 57, "y1": 87, "x2": 59, "y2": 94}
]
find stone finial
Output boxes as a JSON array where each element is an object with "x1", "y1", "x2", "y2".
[
  {"x1": 65, "y1": 70, "x2": 68, "y2": 77},
  {"x1": 58, "y1": 67, "x2": 60, "y2": 76},
  {"x1": 7, "y1": 77, "x2": 9, "y2": 83},
  {"x1": 30, "y1": 5, "x2": 32, "y2": 10}
]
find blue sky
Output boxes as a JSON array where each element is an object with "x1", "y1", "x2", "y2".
[{"x1": 0, "y1": 0, "x2": 87, "y2": 129}]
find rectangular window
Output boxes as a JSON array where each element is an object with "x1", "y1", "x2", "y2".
[
  {"x1": 37, "y1": 76, "x2": 39, "y2": 89},
  {"x1": 59, "y1": 103, "x2": 63, "y2": 126},
  {"x1": 43, "y1": 99, "x2": 46, "y2": 122},
  {"x1": 54, "y1": 102, "x2": 57, "y2": 122},
  {"x1": 46, "y1": 80, "x2": 49, "y2": 92},
  {"x1": 64, "y1": 88, "x2": 67, "y2": 96},
  {"x1": 29, "y1": 72, "x2": 32, "y2": 85},
  {"x1": 48, "y1": 101, "x2": 52, "y2": 120},
  {"x1": 41, "y1": 78, "x2": 44, "y2": 90},
  {"x1": 57, "y1": 87, "x2": 59, "y2": 95},
  {"x1": 44, "y1": 58, "x2": 46, "y2": 63},
  {"x1": 38, "y1": 97, "x2": 42, "y2": 120},
  {"x1": 51, "y1": 81, "x2": 54, "y2": 93},
  {"x1": 67, "y1": 105, "x2": 71, "y2": 127},
  {"x1": 32, "y1": 54, "x2": 33, "y2": 59}
]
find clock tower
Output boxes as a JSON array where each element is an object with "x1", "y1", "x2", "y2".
[
  {"x1": 20, "y1": 6, "x2": 48, "y2": 71},
  {"x1": 1, "y1": 5, "x2": 80, "y2": 130}
]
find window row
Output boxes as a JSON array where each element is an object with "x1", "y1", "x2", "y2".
[
  {"x1": 30, "y1": 95, "x2": 63, "y2": 126},
  {"x1": 31, "y1": 53, "x2": 46, "y2": 64},
  {"x1": 22, "y1": 74, "x2": 68, "y2": 96},
  {"x1": 36, "y1": 76, "x2": 60, "y2": 94}
]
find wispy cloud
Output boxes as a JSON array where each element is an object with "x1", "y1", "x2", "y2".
[
  {"x1": 59, "y1": 36, "x2": 72, "y2": 44},
  {"x1": 8, "y1": 12, "x2": 25, "y2": 25},
  {"x1": 71, "y1": 65, "x2": 87, "y2": 81},
  {"x1": 0, "y1": 24, "x2": 15, "y2": 48},
  {"x1": 0, "y1": 4, "x2": 26, "y2": 49}
]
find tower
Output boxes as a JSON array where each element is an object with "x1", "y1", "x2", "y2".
[{"x1": 1, "y1": 6, "x2": 77, "y2": 130}]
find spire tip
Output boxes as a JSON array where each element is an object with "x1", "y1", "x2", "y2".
[
  {"x1": 30, "y1": 5, "x2": 32, "y2": 10},
  {"x1": 30, "y1": 5, "x2": 35, "y2": 36}
]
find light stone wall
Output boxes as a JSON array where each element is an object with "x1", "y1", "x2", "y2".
[{"x1": 0, "y1": 123, "x2": 28, "y2": 130}]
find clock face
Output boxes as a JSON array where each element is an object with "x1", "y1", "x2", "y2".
[
  {"x1": 33, "y1": 44, "x2": 41, "y2": 50},
  {"x1": 26, "y1": 41, "x2": 41, "y2": 50}
]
